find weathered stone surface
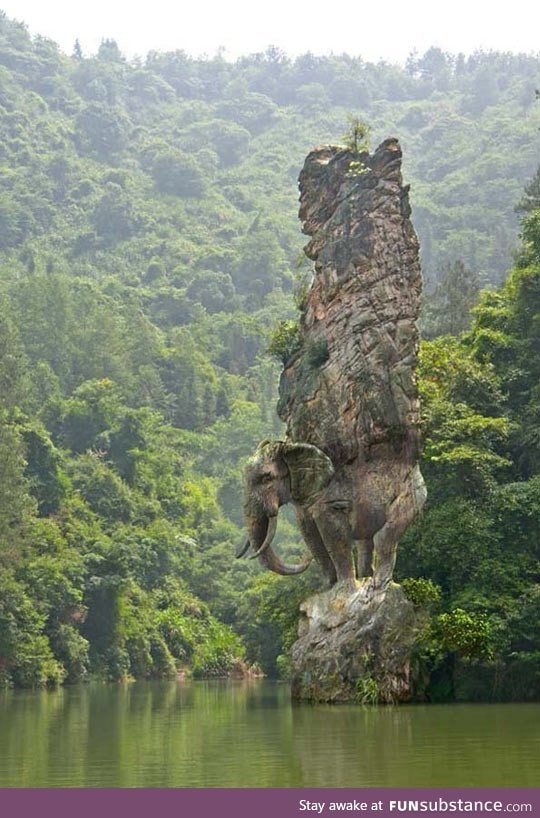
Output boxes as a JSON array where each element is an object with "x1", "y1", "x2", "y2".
[
  {"x1": 276, "y1": 138, "x2": 426, "y2": 590},
  {"x1": 240, "y1": 138, "x2": 425, "y2": 700},
  {"x1": 279, "y1": 139, "x2": 423, "y2": 474},
  {"x1": 284, "y1": 139, "x2": 425, "y2": 701},
  {"x1": 291, "y1": 582, "x2": 419, "y2": 703}
]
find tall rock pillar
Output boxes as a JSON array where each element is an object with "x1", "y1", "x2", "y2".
[{"x1": 285, "y1": 139, "x2": 425, "y2": 703}]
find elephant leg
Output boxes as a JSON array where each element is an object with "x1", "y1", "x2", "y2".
[
  {"x1": 372, "y1": 522, "x2": 399, "y2": 590},
  {"x1": 312, "y1": 504, "x2": 356, "y2": 587},
  {"x1": 372, "y1": 469, "x2": 425, "y2": 589},
  {"x1": 295, "y1": 508, "x2": 337, "y2": 586},
  {"x1": 357, "y1": 538, "x2": 374, "y2": 578}
]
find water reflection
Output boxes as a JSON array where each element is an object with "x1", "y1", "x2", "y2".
[{"x1": 0, "y1": 682, "x2": 538, "y2": 787}]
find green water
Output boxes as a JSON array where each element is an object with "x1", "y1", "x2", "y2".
[{"x1": 0, "y1": 681, "x2": 538, "y2": 788}]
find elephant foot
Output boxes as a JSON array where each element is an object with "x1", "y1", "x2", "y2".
[
  {"x1": 372, "y1": 572, "x2": 392, "y2": 592},
  {"x1": 334, "y1": 577, "x2": 359, "y2": 595},
  {"x1": 320, "y1": 576, "x2": 335, "y2": 590}
]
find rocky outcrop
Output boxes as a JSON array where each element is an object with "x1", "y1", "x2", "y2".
[
  {"x1": 284, "y1": 138, "x2": 425, "y2": 702},
  {"x1": 278, "y1": 138, "x2": 423, "y2": 471},
  {"x1": 291, "y1": 582, "x2": 419, "y2": 703}
]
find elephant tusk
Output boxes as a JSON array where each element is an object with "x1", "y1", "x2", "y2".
[
  {"x1": 235, "y1": 538, "x2": 251, "y2": 559},
  {"x1": 249, "y1": 515, "x2": 278, "y2": 559}
]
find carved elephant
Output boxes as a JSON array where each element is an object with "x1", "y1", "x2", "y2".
[{"x1": 238, "y1": 439, "x2": 426, "y2": 590}]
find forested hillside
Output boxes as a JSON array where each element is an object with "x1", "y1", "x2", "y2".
[
  {"x1": 0, "y1": 9, "x2": 540, "y2": 696},
  {"x1": 396, "y1": 191, "x2": 540, "y2": 700}
]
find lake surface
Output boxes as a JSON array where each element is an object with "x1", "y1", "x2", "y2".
[{"x1": 0, "y1": 681, "x2": 538, "y2": 788}]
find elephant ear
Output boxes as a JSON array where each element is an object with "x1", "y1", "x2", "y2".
[{"x1": 280, "y1": 442, "x2": 334, "y2": 506}]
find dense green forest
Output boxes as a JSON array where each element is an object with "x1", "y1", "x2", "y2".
[{"x1": 0, "y1": 9, "x2": 540, "y2": 698}]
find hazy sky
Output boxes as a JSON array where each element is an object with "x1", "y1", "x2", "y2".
[{"x1": 1, "y1": 0, "x2": 539, "y2": 63}]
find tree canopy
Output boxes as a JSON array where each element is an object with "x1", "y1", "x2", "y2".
[{"x1": 0, "y1": 12, "x2": 540, "y2": 695}]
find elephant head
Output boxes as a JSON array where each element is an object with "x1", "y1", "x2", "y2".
[{"x1": 238, "y1": 439, "x2": 334, "y2": 575}]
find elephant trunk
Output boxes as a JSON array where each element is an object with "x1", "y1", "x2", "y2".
[{"x1": 246, "y1": 513, "x2": 311, "y2": 576}]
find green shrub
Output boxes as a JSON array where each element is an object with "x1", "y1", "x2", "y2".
[
  {"x1": 191, "y1": 621, "x2": 245, "y2": 677},
  {"x1": 356, "y1": 676, "x2": 379, "y2": 705},
  {"x1": 402, "y1": 577, "x2": 442, "y2": 608},
  {"x1": 267, "y1": 320, "x2": 301, "y2": 364},
  {"x1": 434, "y1": 608, "x2": 494, "y2": 661}
]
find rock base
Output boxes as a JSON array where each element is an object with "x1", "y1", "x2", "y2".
[{"x1": 291, "y1": 581, "x2": 419, "y2": 703}]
